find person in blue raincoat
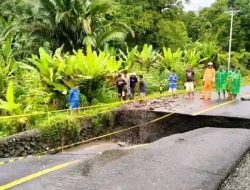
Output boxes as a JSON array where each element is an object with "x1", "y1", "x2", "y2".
[
  {"x1": 68, "y1": 86, "x2": 80, "y2": 110},
  {"x1": 169, "y1": 70, "x2": 178, "y2": 99}
]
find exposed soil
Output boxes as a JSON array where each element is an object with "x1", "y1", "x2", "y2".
[
  {"x1": 113, "y1": 109, "x2": 250, "y2": 145},
  {"x1": 112, "y1": 108, "x2": 250, "y2": 190}
]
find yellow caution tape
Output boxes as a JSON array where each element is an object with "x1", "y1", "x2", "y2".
[
  {"x1": 0, "y1": 91, "x2": 186, "y2": 120},
  {"x1": 0, "y1": 112, "x2": 175, "y2": 166},
  {"x1": 40, "y1": 112, "x2": 175, "y2": 154},
  {"x1": 0, "y1": 94, "x2": 241, "y2": 166},
  {"x1": 0, "y1": 88, "x2": 206, "y2": 166}
]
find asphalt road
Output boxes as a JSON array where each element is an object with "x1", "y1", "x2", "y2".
[
  {"x1": 1, "y1": 89, "x2": 250, "y2": 190},
  {"x1": 0, "y1": 142, "x2": 124, "y2": 189},
  {"x1": 153, "y1": 86, "x2": 250, "y2": 119},
  {"x1": 1, "y1": 128, "x2": 249, "y2": 190}
]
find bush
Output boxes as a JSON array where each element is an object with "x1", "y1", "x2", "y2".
[
  {"x1": 0, "y1": 120, "x2": 16, "y2": 138},
  {"x1": 0, "y1": 117, "x2": 35, "y2": 137},
  {"x1": 80, "y1": 94, "x2": 89, "y2": 107},
  {"x1": 91, "y1": 112, "x2": 114, "y2": 136},
  {"x1": 94, "y1": 87, "x2": 118, "y2": 103},
  {"x1": 38, "y1": 114, "x2": 80, "y2": 147},
  {"x1": 144, "y1": 70, "x2": 169, "y2": 93}
]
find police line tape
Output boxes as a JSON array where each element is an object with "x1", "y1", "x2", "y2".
[
  {"x1": 43, "y1": 112, "x2": 175, "y2": 153},
  {"x1": 0, "y1": 89, "x2": 246, "y2": 167},
  {"x1": 0, "y1": 112, "x2": 175, "y2": 166},
  {"x1": 0, "y1": 90, "x2": 188, "y2": 120},
  {"x1": 0, "y1": 89, "x2": 193, "y2": 165},
  {"x1": 0, "y1": 88, "x2": 239, "y2": 166}
]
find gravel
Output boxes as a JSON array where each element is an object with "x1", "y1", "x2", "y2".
[{"x1": 220, "y1": 151, "x2": 250, "y2": 190}]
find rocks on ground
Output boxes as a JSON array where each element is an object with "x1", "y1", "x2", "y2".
[
  {"x1": 220, "y1": 151, "x2": 250, "y2": 190},
  {"x1": 0, "y1": 130, "x2": 48, "y2": 158},
  {"x1": 144, "y1": 97, "x2": 187, "y2": 111}
]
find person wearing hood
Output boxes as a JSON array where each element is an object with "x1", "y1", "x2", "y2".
[
  {"x1": 168, "y1": 70, "x2": 178, "y2": 99},
  {"x1": 231, "y1": 67, "x2": 241, "y2": 99},
  {"x1": 68, "y1": 86, "x2": 80, "y2": 110},
  {"x1": 200, "y1": 62, "x2": 216, "y2": 99},
  {"x1": 215, "y1": 66, "x2": 227, "y2": 99},
  {"x1": 226, "y1": 67, "x2": 235, "y2": 100}
]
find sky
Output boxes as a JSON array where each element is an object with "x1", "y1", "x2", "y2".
[{"x1": 184, "y1": 0, "x2": 216, "y2": 11}]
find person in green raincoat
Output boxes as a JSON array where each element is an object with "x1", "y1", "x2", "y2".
[
  {"x1": 231, "y1": 67, "x2": 241, "y2": 99},
  {"x1": 226, "y1": 67, "x2": 235, "y2": 100},
  {"x1": 215, "y1": 66, "x2": 227, "y2": 99}
]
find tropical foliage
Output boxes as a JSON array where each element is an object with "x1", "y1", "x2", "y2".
[
  {"x1": 26, "y1": 45, "x2": 122, "y2": 107},
  {"x1": 0, "y1": 0, "x2": 134, "y2": 51},
  {"x1": 0, "y1": 0, "x2": 250, "y2": 138},
  {"x1": 0, "y1": 81, "x2": 20, "y2": 115}
]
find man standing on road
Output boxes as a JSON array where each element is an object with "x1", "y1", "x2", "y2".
[
  {"x1": 215, "y1": 66, "x2": 227, "y2": 99},
  {"x1": 185, "y1": 65, "x2": 195, "y2": 99},
  {"x1": 129, "y1": 73, "x2": 138, "y2": 100},
  {"x1": 200, "y1": 62, "x2": 216, "y2": 99},
  {"x1": 169, "y1": 70, "x2": 178, "y2": 99}
]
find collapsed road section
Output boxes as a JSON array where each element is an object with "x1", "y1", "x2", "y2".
[
  {"x1": 2, "y1": 127, "x2": 248, "y2": 190},
  {"x1": 1, "y1": 105, "x2": 250, "y2": 190}
]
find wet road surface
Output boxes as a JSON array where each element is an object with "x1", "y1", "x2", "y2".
[
  {"x1": 0, "y1": 142, "x2": 124, "y2": 189},
  {"x1": 1, "y1": 88, "x2": 250, "y2": 190},
  {"x1": 1, "y1": 128, "x2": 249, "y2": 190},
  {"x1": 152, "y1": 86, "x2": 250, "y2": 119}
]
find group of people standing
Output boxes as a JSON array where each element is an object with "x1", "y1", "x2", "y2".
[
  {"x1": 201, "y1": 62, "x2": 241, "y2": 100},
  {"x1": 166, "y1": 62, "x2": 241, "y2": 100},
  {"x1": 168, "y1": 65, "x2": 196, "y2": 99},
  {"x1": 115, "y1": 71, "x2": 146, "y2": 101},
  {"x1": 69, "y1": 62, "x2": 241, "y2": 110}
]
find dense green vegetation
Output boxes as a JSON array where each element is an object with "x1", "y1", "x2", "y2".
[{"x1": 0, "y1": 0, "x2": 250, "y2": 139}]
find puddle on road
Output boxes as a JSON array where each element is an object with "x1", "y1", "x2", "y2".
[{"x1": 79, "y1": 149, "x2": 130, "y2": 176}]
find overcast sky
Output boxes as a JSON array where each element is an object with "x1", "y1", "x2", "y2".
[{"x1": 184, "y1": 0, "x2": 216, "y2": 11}]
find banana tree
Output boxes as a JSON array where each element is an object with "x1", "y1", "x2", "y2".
[
  {"x1": 29, "y1": 47, "x2": 70, "y2": 95},
  {"x1": 28, "y1": 46, "x2": 122, "y2": 105},
  {"x1": 0, "y1": 35, "x2": 19, "y2": 98},
  {"x1": 72, "y1": 46, "x2": 122, "y2": 101},
  {"x1": 161, "y1": 47, "x2": 183, "y2": 70},
  {"x1": 160, "y1": 47, "x2": 186, "y2": 84},
  {"x1": 134, "y1": 44, "x2": 159, "y2": 71},
  {"x1": 71, "y1": 46, "x2": 122, "y2": 78},
  {"x1": 183, "y1": 49, "x2": 201, "y2": 67},
  {"x1": 194, "y1": 42, "x2": 218, "y2": 62},
  {"x1": 119, "y1": 46, "x2": 138, "y2": 71},
  {"x1": 0, "y1": 81, "x2": 20, "y2": 115}
]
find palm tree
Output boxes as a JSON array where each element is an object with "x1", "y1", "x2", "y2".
[{"x1": 1, "y1": 0, "x2": 134, "y2": 51}]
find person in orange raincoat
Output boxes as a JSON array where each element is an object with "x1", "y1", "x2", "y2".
[{"x1": 200, "y1": 62, "x2": 216, "y2": 99}]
